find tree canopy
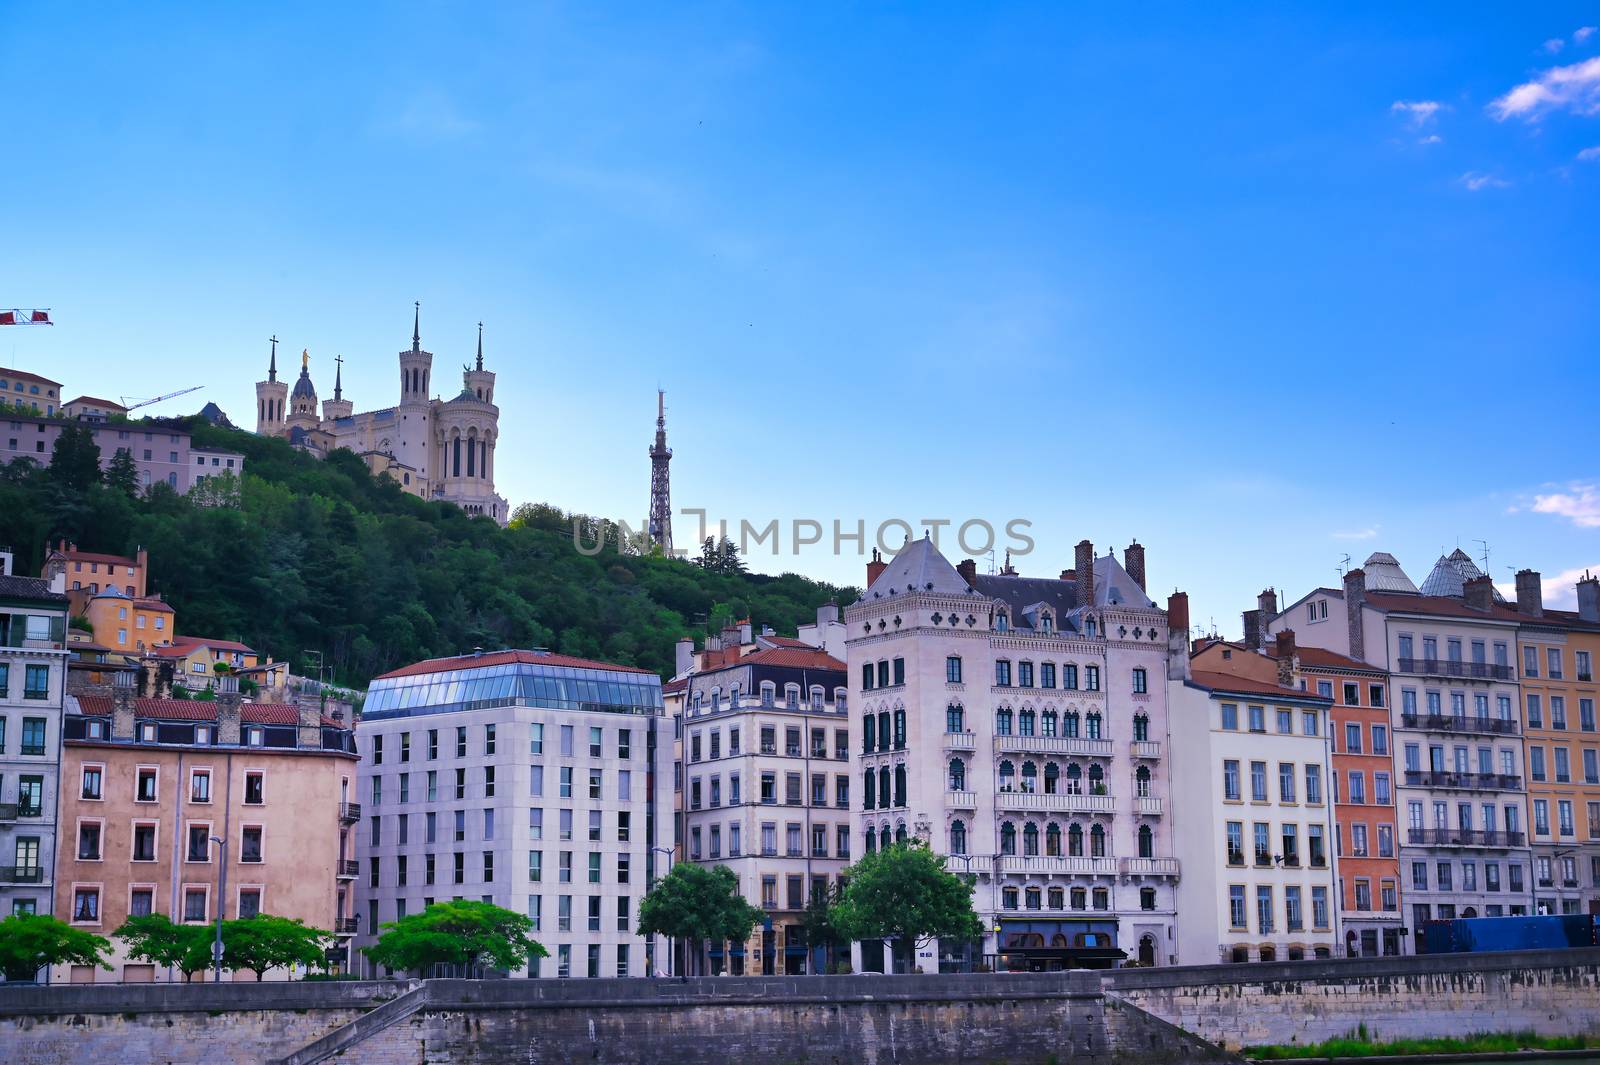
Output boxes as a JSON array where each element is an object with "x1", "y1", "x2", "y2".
[
  {"x1": 1, "y1": 417, "x2": 856, "y2": 687},
  {"x1": 833, "y1": 842, "x2": 984, "y2": 973},
  {"x1": 0, "y1": 913, "x2": 112, "y2": 981},
  {"x1": 221, "y1": 915, "x2": 329, "y2": 979},
  {"x1": 363, "y1": 900, "x2": 545, "y2": 976},
  {"x1": 637, "y1": 862, "x2": 765, "y2": 973},
  {"x1": 114, "y1": 913, "x2": 212, "y2": 978}
]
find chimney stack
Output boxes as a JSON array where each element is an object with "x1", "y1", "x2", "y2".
[
  {"x1": 1125, "y1": 540, "x2": 1146, "y2": 592},
  {"x1": 675, "y1": 636, "x2": 695, "y2": 677},
  {"x1": 1514, "y1": 569, "x2": 1543, "y2": 618},
  {"x1": 1274, "y1": 630, "x2": 1297, "y2": 688},
  {"x1": 816, "y1": 600, "x2": 839, "y2": 626},
  {"x1": 866, "y1": 548, "x2": 887, "y2": 588},
  {"x1": 1242, "y1": 610, "x2": 1264, "y2": 652},
  {"x1": 1166, "y1": 591, "x2": 1191, "y2": 681},
  {"x1": 112, "y1": 669, "x2": 137, "y2": 740},
  {"x1": 1075, "y1": 540, "x2": 1095, "y2": 610},
  {"x1": 1464, "y1": 574, "x2": 1495, "y2": 613},
  {"x1": 215, "y1": 675, "x2": 243, "y2": 745},
  {"x1": 1258, "y1": 588, "x2": 1278, "y2": 624},
  {"x1": 1578, "y1": 572, "x2": 1600, "y2": 624},
  {"x1": 1343, "y1": 568, "x2": 1367, "y2": 661},
  {"x1": 956, "y1": 558, "x2": 978, "y2": 586}
]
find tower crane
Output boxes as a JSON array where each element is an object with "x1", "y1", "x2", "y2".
[
  {"x1": 0, "y1": 309, "x2": 52, "y2": 325},
  {"x1": 120, "y1": 386, "x2": 204, "y2": 412}
]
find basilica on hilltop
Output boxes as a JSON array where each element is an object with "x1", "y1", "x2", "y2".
[{"x1": 253, "y1": 304, "x2": 507, "y2": 522}]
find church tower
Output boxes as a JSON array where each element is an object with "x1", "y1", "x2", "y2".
[
  {"x1": 285, "y1": 349, "x2": 320, "y2": 432},
  {"x1": 398, "y1": 301, "x2": 432, "y2": 406},
  {"x1": 254, "y1": 336, "x2": 289, "y2": 437},
  {"x1": 463, "y1": 322, "x2": 495, "y2": 403},
  {"x1": 395, "y1": 301, "x2": 434, "y2": 484},
  {"x1": 321, "y1": 355, "x2": 354, "y2": 421}
]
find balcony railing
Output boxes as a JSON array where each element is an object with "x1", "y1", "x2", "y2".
[
  {"x1": 333, "y1": 917, "x2": 359, "y2": 935},
  {"x1": 338, "y1": 802, "x2": 361, "y2": 823},
  {"x1": 336, "y1": 859, "x2": 359, "y2": 879},
  {"x1": 1400, "y1": 713, "x2": 1518, "y2": 736},
  {"x1": 998, "y1": 855, "x2": 1118, "y2": 876},
  {"x1": 942, "y1": 731, "x2": 977, "y2": 752},
  {"x1": 1404, "y1": 770, "x2": 1522, "y2": 791},
  {"x1": 995, "y1": 735, "x2": 1114, "y2": 757},
  {"x1": 1407, "y1": 827, "x2": 1526, "y2": 848},
  {"x1": 996, "y1": 791, "x2": 1114, "y2": 814},
  {"x1": 0, "y1": 866, "x2": 44, "y2": 884},
  {"x1": 946, "y1": 790, "x2": 979, "y2": 809},
  {"x1": 0, "y1": 803, "x2": 42, "y2": 822},
  {"x1": 1135, "y1": 796, "x2": 1164, "y2": 816},
  {"x1": 1396, "y1": 658, "x2": 1514, "y2": 681},
  {"x1": 943, "y1": 855, "x2": 994, "y2": 876},
  {"x1": 1129, "y1": 740, "x2": 1162, "y2": 759},
  {"x1": 1119, "y1": 857, "x2": 1180, "y2": 877}
]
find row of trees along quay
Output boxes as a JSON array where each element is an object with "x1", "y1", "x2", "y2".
[{"x1": 0, "y1": 843, "x2": 981, "y2": 981}]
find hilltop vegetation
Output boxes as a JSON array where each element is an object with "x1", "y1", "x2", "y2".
[{"x1": 3, "y1": 418, "x2": 855, "y2": 686}]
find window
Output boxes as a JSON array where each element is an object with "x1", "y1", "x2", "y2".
[
  {"x1": 1250, "y1": 761, "x2": 1268, "y2": 802},
  {"x1": 1131, "y1": 667, "x2": 1147, "y2": 694},
  {"x1": 20, "y1": 717, "x2": 45, "y2": 757},
  {"x1": 80, "y1": 766, "x2": 102, "y2": 801},
  {"x1": 1278, "y1": 763, "x2": 1296, "y2": 803},
  {"x1": 132, "y1": 823, "x2": 157, "y2": 862},
  {"x1": 72, "y1": 886, "x2": 101, "y2": 924},
  {"x1": 529, "y1": 723, "x2": 544, "y2": 754},
  {"x1": 945, "y1": 656, "x2": 962, "y2": 683},
  {"x1": 1223, "y1": 760, "x2": 1241, "y2": 801},
  {"x1": 1220, "y1": 703, "x2": 1238, "y2": 730},
  {"x1": 23, "y1": 666, "x2": 49, "y2": 701},
  {"x1": 1247, "y1": 705, "x2": 1265, "y2": 732},
  {"x1": 77, "y1": 822, "x2": 102, "y2": 860},
  {"x1": 995, "y1": 660, "x2": 1011, "y2": 686},
  {"x1": 241, "y1": 826, "x2": 263, "y2": 863},
  {"x1": 243, "y1": 771, "x2": 264, "y2": 805},
  {"x1": 186, "y1": 824, "x2": 211, "y2": 862}
]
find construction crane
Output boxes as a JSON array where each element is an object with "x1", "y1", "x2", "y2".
[
  {"x1": 0, "y1": 309, "x2": 53, "y2": 326},
  {"x1": 121, "y1": 386, "x2": 203, "y2": 412}
]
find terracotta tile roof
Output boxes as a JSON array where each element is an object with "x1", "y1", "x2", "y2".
[
  {"x1": 1188, "y1": 670, "x2": 1332, "y2": 702},
  {"x1": 1293, "y1": 646, "x2": 1385, "y2": 673},
  {"x1": 759, "y1": 635, "x2": 811, "y2": 648},
  {"x1": 0, "y1": 367, "x2": 62, "y2": 387},
  {"x1": 75, "y1": 695, "x2": 342, "y2": 728},
  {"x1": 1363, "y1": 592, "x2": 1524, "y2": 624},
  {"x1": 65, "y1": 396, "x2": 127, "y2": 410},
  {"x1": 161, "y1": 635, "x2": 257, "y2": 655},
  {"x1": 373, "y1": 648, "x2": 655, "y2": 680},
  {"x1": 727, "y1": 646, "x2": 846, "y2": 672},
  {"x1": 51, "y1": 548, "x2": 138, "y2": 567},
  {"x1": 662, "y1": 678, "x2": 688, "y2": 694}
]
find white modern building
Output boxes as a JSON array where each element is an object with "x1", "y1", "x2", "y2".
[
  {"x1": 845, "y1": 536, "x2": 1181, "y2": 972},
  {"x1": 352, "y1": 649, "x2": 670, "y2": 978}
]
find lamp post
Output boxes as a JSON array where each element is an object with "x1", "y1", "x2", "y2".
[
  {"x1": 209, "y1": 835, "x2": 228, "y2": 982},
  {"x1": 649, "y1": 845, "x2": 676, "y2": 976}
]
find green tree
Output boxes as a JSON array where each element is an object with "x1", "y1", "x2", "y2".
[
  {"x1": 48, "y1": 424, "x2": 102, "y2": 492},
  {"x1": 105, "y1": 446, "x2": 140, "y2": 497},
  {"x1": 834, "y1": 841, "x2": 983, "y2": 974},
  {"x1": 637, "y1": 862, "x2": 765, "y2": 975},
  {"x1": 363, "y1": 900, "x2": 545, "y2": 976},
  {"x1": 800, "y1": 881, "x2": 853, "y2": 974},
  {"x1": 222, "y1": 915, "x2": 329, "y2": 980},
  {"x1": 114, "y1": 914, "x2": 212, "y2": 980},
  {"x1": 0, "y1": 913, "x2": 112, "y2": 982}
]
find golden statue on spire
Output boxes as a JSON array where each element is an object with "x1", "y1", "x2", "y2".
[{"x1": 302, "y1": 348, "x2": 309, "y2": 369}]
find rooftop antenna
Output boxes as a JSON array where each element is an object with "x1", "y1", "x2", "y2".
[
  {"x1": 1337, "y1": 553, "x2": 1352, "y2": 577},
  {"x1": 984, "y1": 548, "x2": 997, "y2": 575},
  {"x1": 1474, "y1": 539, "x2": 1491, "y2": 574}
]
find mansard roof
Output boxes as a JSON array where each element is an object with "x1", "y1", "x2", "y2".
[{"x1": 863, "y1": 536, "x2": 977, "y2": 600}]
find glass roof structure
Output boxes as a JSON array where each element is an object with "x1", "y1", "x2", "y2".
[{"x1": 366, "y1": 659, "x2": 662, "y2": 721}]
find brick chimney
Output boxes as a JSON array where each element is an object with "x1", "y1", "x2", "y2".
[
  {"x1": 1242, "y1": 610, "x2": 1263, "y2": 652},
  {"x1": 1124, "y1": 540, "x2": 1146, "y2": 592},
  {"x1": 215, "y1": 677, "x2": 242, "y2": 746},
  {"x1": 1274, "y1": 630, "x2": 1296, "y2": 688},
  {"x1": 866, "y1": 548, "x2": 887, "y2": 588},
  {"x1": 1343, "y1": 568, "x2": 1367, "y2": 662},
  {"x1": 956, "y1": 558, "x2": 978, "y2": 586},
  {"x1": 1075, "y1": 540, "x2": 1095, "y2": 609},
  {"x1": 296, "y1": 694, "x2": 321, "y2": 749},
  {"x1": 1464, "y1": 575, "x2": 1495, "y2": 613},
  {"x1": 1166, "y1": 591, "x2": 1191, "y2": 681},
  {"x1": 1258, "y1": 588, "x2": 1278, "y2": 624},
  {"x1": 112, "y1": 669, "x2": 138, "y2": 740},
  {"x1": 1514, "y1": 569, "x2": 1543, "y2": 618},
  {"x1": 1578, "y1": 572, "x2": 1600, "y2": 624}
]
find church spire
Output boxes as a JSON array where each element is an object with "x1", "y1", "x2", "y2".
[
  {"x1": 333, "y1": 354, "x2": 344, "y2": 402},
  {"x1": 412, "y1": 301, "x2": 421, "y2": 353},
  {"x1": 476, "y1": 321, "x2": 484, "y2": 371},
  {"x1": 268, "y1": 335, "x2": 278, "y2": 382}
]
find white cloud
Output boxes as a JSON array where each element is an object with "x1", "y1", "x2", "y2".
[
  {"x1": 1331, "y1": 527, "x2": 1379, "y2": 541},
  {"x1": 1488, "y1": 56, "x2": 1600, "y2": 121},
  {"x1": 1532, "y1": 482, "x2": 1600, "y2": 527},
  {"x1": 1576, "y1": 26, "x2": 1597, "y2": 43},
  {"x1": 1545, "y1": 38, "x2": 1567, "y2": 54},
  {"x1": 1391, "y1": 100, "x2": 1443, "y2": 127},
  {"x1": 1578, "y1": 145, "x2": 1600, "y2": 160},
  {"x1": 1418, "y1": 134, "x2": 1443, "y2": 145},
  {"x1": 1459, "y1": 171, "x2": 1511, "y2": 190},
  {"x1": 1494, "y1": 564, "x2": 1600, "y2": 610}
]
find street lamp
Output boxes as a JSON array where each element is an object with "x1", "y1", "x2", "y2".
[
  {"x1": 649, "y1": 846, "x2": 676, "y2": 976},
  {"x1": 209, "y1": 835, "x2": 228, "y2": 982}
]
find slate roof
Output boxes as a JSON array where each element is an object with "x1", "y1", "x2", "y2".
[
  {"x1": 863, "y1": 536, "x2": 977, "y2": 600},
  {"x1": 0, "y1": 574, "x2": 67, "y2": 604}
]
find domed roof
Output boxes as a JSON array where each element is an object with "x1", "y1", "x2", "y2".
[{"x1": 291, "y1": 365, "x2": 317, "y2": 400}]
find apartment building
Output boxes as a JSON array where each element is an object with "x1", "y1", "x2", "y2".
[
  {"x1": 1510, "y1": 570, "x2": 1600, "y2": 915},
  {"x1": 353, "y1": 650, "x2": 670, "y2": 979},
  {"x1": 58, "y1": 676, "x2": 358, "y2": 981},
  {"x1": 845, "y1": 536, "x2": 1181, "y2": 972},
  {"x1": 680, "y1": 644, "x2": 849, "y2": 974},
  {"x1": 0, "y1": 557, "x2": 70, "y2": 927},
  {"x1": 3, "y1": 413, "x2": 243, "y2": 495},
  {"x1": 1170, "y1": 660, "x2": 1338, "y2": 964}
]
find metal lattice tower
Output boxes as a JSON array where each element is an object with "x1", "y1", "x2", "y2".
[{"x1": 648, "y1": 390, "x2": 673, "y2": 553}]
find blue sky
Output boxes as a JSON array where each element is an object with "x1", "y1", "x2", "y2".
[{"x1": 4, "y1": 3, "x2": 1598, "y2": 631}]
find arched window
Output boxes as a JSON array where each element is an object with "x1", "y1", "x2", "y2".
[
  {"x1": 711, "y1": 688, "x2": 721, "y2": 712},
  {"x1": 1140, "y1": 887, "x2": 1156, "y2": 912},
  {"x1": 1064, "y1": 710, "x2": 1080, "y2": 737},
  {"x1": 893, "y1": 708, "x2": 906, "y2": 748},
  {"x1": 1068, "y1": 823, "x2": 1084, "y2": 856},
  {"x1": 1136, "y1": 765, "x2": 1152, "y2": 797},
  {"x1": 863, "y1": 710, "x2": 876, "y2": 753},
  {"x1": 946, "y1": 703, "x2": 964, "y2": 733},
  {"x1": 996, "y1": 707, "x2": 1014, "y2": 735},
  {"x1": 863, "y1": 770, "x2": 876, "y2": 809},
  {"x1": 1133, "y1": 713, "x2": 1149, "y2": 741},
  {"x1": 948, "y1": 758, "x2": 966, "y2": 791},
  {"x1": 877, "y1": 766, "x2": 891, "y2": 809},
  {"x1": 1088, "y1": 763, "x2": 1104, "y2": 793},
  {"x1": 1258, "y1": 944, "x2": 1276, "y2": 963},
  {"x1": 1070, "y1": 887, "x2": 1087, "y2": 910},
  {"x1": 893, "y1": 764, "x2": 907, "y2": 807},
  {"x1": 1020, "y1": 761, "x2": 1038, "y2": 793},
  {"x1": 1138, "y1": 824, "x2": 1154, "y2": 858},
  {"x1": 879, "y1": 825, "x2": 892, "y2": 851},
  {"x1": 1086, "y1": 711, "x2": 1103, "y2": 739},
  {"x1": 877, "y1": 711, "x2": 891, "y2": 750},
  {"x1": 865, "y1": 828, "x2": 877, "y2": 854},
  {"x1": 1065, "y1": 763, "x2": 1083, "y2": 794},
  {"x1": 950, "y1": 819, "x2": 967, "y2": 855},
  {"x1": 1041, "y1": 710, "x2": 1058, "y2": 736},
  {"x1": 1048, "y1": 886, "x2": 1065, "y2": 909},
  {"x1": 1043, "y1": 762, "x2": 1060, "y2": 794},
  {"x1": 810, "y1": 685, "x2": 824, "y2": 711},
  {"x1": 1023, "y1": 822, "x2": 1040, "y2": 856},
  {"x1": 894, "y1": 823, "x2": 907, "y2": 844},
  {"x1": 998, "y1": 760, "x2": 1016, "y2": 791},
  {"x1": 1019, "y1": 708, "x2": 1036, "y2": 736},
  {"x1": 1045, "y1": 822, "x2": 1062, "y2": 856},
  {"x1": 1092, "y1": 886, "x2": 1109, "y2": 910},
  {"x1": 1090, "y1": 823, "x2": 1107, "y2": 857},
  {"x1": 1086, "y1": 618, "x2": 1097, "y2": 638},
  {"x1": 1000, "y1": 822, "x2": 1017, "y2": 855},
  {"x1": 996, "y1": 610, "x2": 1009, "y2": 632},
  {"x1": 452, "y1": 435, "x2": 461, "y2": 477},
  {"x1": 1024, "y1": 886, "x2": 1041, "y2": 910}
]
